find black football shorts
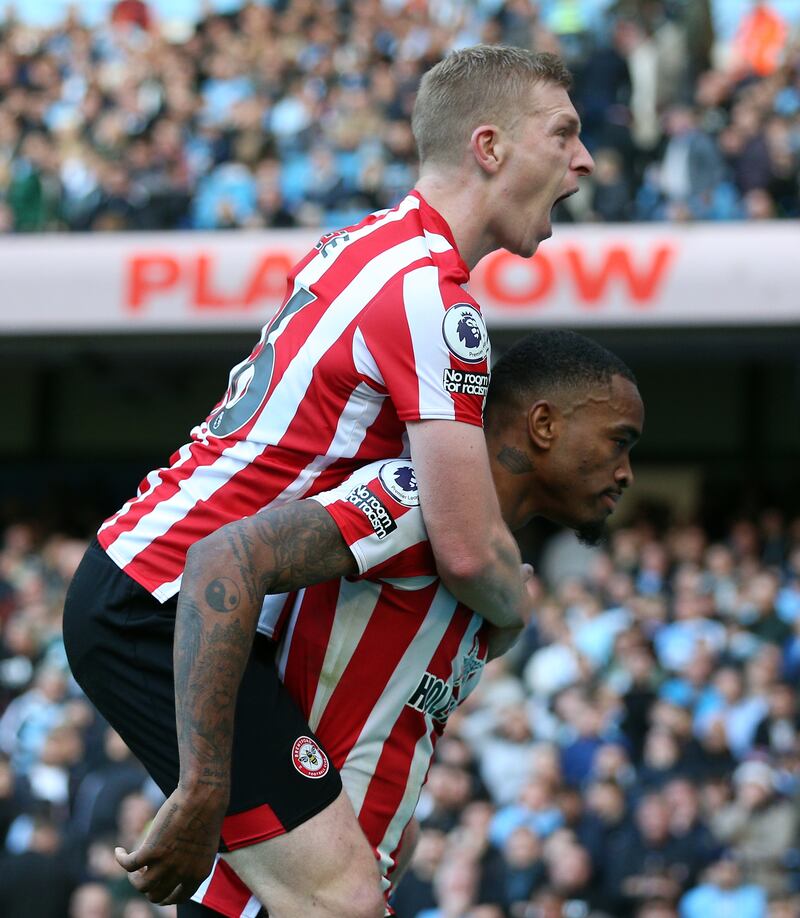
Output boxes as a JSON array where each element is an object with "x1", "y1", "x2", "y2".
[{"x1": 63, "y1": 539, "x2": 342, "y2": 852}]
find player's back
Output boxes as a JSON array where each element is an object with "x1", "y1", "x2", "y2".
[
  {"x1": 271, "y1": 458, "x2": 489, "y2": 887},
  {"x1": 98, "y1": 192, "x2": 482, "y2": 600}
]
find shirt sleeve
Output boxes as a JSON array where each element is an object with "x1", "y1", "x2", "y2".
[
  {"x1": 310, "y1": 458, "x2": 437, "y2": 585},
  {"x1": 356, "y1": 268, "x2": 490, "y2": 427}
]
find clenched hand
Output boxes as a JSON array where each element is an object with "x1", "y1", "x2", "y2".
[{"x1": 115, "y1": 784, "x2": 228, "y2": 905}]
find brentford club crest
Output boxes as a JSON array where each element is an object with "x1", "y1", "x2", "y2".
[{"x1": 291, "y1": 736, "x2": 330, "y2": 779}]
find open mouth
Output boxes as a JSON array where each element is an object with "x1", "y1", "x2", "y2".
[{"x1": 553, "y1": 188, "x2": 578, "y2": 208}]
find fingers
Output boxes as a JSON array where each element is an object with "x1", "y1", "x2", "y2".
[
  {"x1": 125, "y1": 864, "x2": 194, "y2": 903},
  {"x1": 115, "y1": 846, "x2": 201, "y2": 904},
  {"x1": 161, "y1": 883, "x2": 189, "y2": 906},
  {"x1": 114, "y1": 846, "x2": 142, "y2": 871},
  {"x1": 146, "y1": 875, "x2": 192, "y2": 905}
]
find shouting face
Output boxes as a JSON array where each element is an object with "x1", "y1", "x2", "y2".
[{"x1": 489, "y1": 82, "x2": 594, "y2": 258}]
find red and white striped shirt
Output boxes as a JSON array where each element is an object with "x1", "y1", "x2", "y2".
[
  {"x1": 98, "y1": 193, "x2": 491, "y2": 600},
  {"x1": 193, "y1": 458, "x2": 489, "y2": 917}
]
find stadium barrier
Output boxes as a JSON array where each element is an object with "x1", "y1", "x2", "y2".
[{"x1": 2, "y1": 223, "x2": 799, "y2": 333}]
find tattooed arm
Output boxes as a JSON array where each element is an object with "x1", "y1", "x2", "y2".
[
  {"x1": 175, "y1": 500, "x2": 356, "y2": 792},
  {"x1": 114, "y1": 500, "x2": 357, "y2": 905},
  {"x1": 484, "y1": 560, "x2": 535, "y2": 661}
]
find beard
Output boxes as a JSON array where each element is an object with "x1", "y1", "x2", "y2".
[{"x1": 575, "y1": 517, "x2": 609, "y2": 547}]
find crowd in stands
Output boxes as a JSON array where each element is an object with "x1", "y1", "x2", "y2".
[
  {"x1": 4, "y1": 1, "x2": 800, "y2": 916},
  {"x1": 0, "y1": 0, "x2": 799, "y2": 233},
  {"x1": 3, "y1": 505, "x2": 800, "y2": 916}
]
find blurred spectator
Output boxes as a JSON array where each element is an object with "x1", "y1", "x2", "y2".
[
  {"x1": 0, "y1": 813, "x2": 76, "y2": 918},
  {"x1": 4, "y1": 504, "x2": 800, "y2": 913},
  {"x1": 0, "y1": 664, "x2": 70, "y2": 774},
  {"x1": 606, "y1": 633, "x2": 655, "y2": 734},
  {"x1": 657, "y1": 104, "x2": 729, "y2": 219},
  {"x1": 694, "y1": 663, "x2": 768, "y2": 759},
  {"x1": 579, "y1": 777, "x2": 634, "y2": 869},
  {"x1": 0, "y1": 752, "x2": 29, "y2": 847},
  {"x1": 638, "y1": 725, "x2": 687, "y2": 788},
  {"x1": 542, "y1": 836, "x2": 606, "y2": 914},
  {"x1": 489, "y1": 775, "x2": 563, "y2": 848},
  {"x1": 653, "y1": 573, "x2": 726, "y2": 673},
  {"x1": 679, "y1": 854, "x2": 766, "y2": 918},
  {"x1": 7, "y1": 132, "x2": 62, "y2": 230},
  {"x1": 111, "y1": 1, "x2": 152, "y2": 32},
  {"x1": 637, "y1": 901, "x2": 679, "y2": 918},
  {"x1": 68, "y1": 881, "x2": 114, "y2": 918},
  {"x1": 0, "y1": 0, "x2": 797, "y2": 232},
  {"x1": 500, "y1": 826, "x2": 546, "y2": 910},
  {"x1": 451, "y1": 800, "x2": 508, "y2": 907},
  {"x1": 730, "y1": 1, "x2": 789, "y2": 78},
  {"x1": 662, "y1": 778, "x2": 719, "y2": 873},
  {"x1": 417, "y1": 762, "x2": 476, "y2": 835},
  {"x1": 390, "y1": 824, "x2": 446, "y2": 917},
  {"x1": 768, "y1": 895, "x2": 800, "y2": 917},
  {"x1": 709, "y1": 760, "x2": 797, "y2": 895},
  {"x1": 416, "y1": 849, "x2": 483, "y2": 918},
  {"x1": 70, "y1": 726, "x2": 150, "y2": 842},
  {"x1": 471, "y1": 701, "x2": 538, "y2": 807},
  {"x1": 558, "y1": 688, "x2": 616, "y2": 787},
  {"x1": 751, "y1": 680, "x2": 800, "y2": 757},
  {"x1": 588, "y1": 146, "x2": 634, "y2": 220},
  {"x1": 573, "y1": 19, "x2": 632, "y2": 153},
  {"x1": 523, "y1": 606, "x2": 586, "y2": 700},
  {"x1": 603, "y1": 791, "x2": 701, "y2": 914}
]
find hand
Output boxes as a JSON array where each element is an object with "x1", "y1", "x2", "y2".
[
  {"x1": 485, "y1": 621, "x2": 525, "y2": 660},
  {"x1": 114, "y1": 783, "x2": 228, "y2": 905}
]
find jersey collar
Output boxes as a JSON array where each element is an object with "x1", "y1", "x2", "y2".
[{"x1": 408, "y1": 190, "x2": 470, "y2": 279}]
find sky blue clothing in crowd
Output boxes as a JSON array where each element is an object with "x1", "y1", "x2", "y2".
[
  {"x1": 9, "y1": 0, "x2": 800, "y2": 35},
  {"x1": 3, "y1": 0, "x2": 242, "y2": 27},
  {"x1": 680, "y1": 881, "x2": 766, "y2": 918},
  {"x1": 489, "y1": 803, "x2": 564, "y2": 847}
]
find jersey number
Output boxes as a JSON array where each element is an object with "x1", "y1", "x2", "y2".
[{"x1": 207, "y1": 285, "x2": 317, "y2": 438}]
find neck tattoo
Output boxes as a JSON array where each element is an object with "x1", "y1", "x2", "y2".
[{"x1": 497, "y1": 445, "x2": 533, "y2": 475}]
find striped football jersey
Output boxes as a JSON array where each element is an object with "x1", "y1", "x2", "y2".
[
  {"x1": 98, "y1": 193, "x2": 490, "y2": 600},
  {"x1": 193, "y1": 458, "x2": 489, "y2": 917}
]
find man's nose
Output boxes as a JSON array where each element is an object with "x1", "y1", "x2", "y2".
[
  {"x1": 573, "y1": 140, "x2": 594, "y2": 176},
  {"x1": 616, "y1": 455, "x2": 633, "y2": 489}
]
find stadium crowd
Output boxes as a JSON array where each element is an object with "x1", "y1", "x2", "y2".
[
  {"x1": 0, "y1": 0, "x2": 799, "y2": 233},
  {"x1": 3, "y1": 507, "x2": 800, "y2": 916},
  {"x1": 3, "y1": 1, "x2": 800, "y2": 917}
]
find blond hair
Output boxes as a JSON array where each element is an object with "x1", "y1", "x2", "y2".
[{"x1": 412, "y1": 45, "x2": 572, "y2": 167}]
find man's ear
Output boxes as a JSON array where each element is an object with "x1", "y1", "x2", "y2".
[
  {"x1": 528, "y1": 400, "x2": 558, "y2": 450},
  {"x1": 469, "y1": 124, "x2": 504, "y2": 175}
]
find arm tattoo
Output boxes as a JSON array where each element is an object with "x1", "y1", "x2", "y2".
[
  {"x1": 174, "y1": 500, "x2": 356, "y2": 790},
  {"x1": 250, "y1": 500, "x2": 357, "y2": 593},
  {"x1": 497, "y1": 445, "x2": 533, "y2": 475},
  {"x1": 205, "y1": 577, "x2": 240, "y2": 612}
]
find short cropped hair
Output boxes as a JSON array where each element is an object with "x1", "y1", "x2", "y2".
[
  {"x1": 412, "y1": 45, "x2": 573, "y2": 167},
  {"x1": 485, "y1": 330, "x2": 637, "y2": 425}
]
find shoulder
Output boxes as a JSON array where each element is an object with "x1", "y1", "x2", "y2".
[{"x1": 315, "y1": 458, "x2": 423, "y2": 532}]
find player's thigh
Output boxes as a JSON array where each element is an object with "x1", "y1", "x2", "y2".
[
  {"x1": 63, "y1": 539, "x2": 181, "y2": 794},
  {"x1": 223, "y1": 788, "x2": 384, "y2": 918},
  {"x1": 219, "y1": 635, "x2": 343, "y2": 850},
  {"x1": 200, "y1": 647, "x2": 382, "y2": 917}
]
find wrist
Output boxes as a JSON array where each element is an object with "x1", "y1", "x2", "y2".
[{"x1": 179, "y1": 767, "x2": 231, "y2": 798}]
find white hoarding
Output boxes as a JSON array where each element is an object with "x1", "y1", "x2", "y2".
[{"x1": 1, "y1": 223, "x2": 798, "y2": 333}]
